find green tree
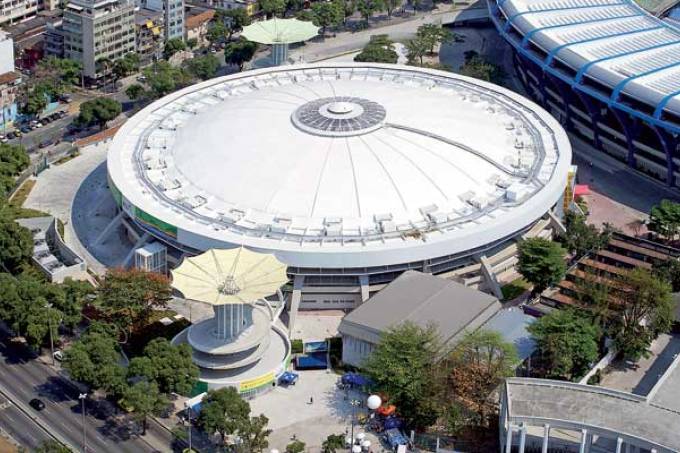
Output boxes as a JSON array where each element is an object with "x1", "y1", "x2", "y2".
[
  {"x1": 142, "y1": 61, "x2": 192, "y2": 98},
  {"x1": 113, "y1": 53, "x2": 141, "y2": 80},
  {"x1": 285, "y1": 440, "x2": 306, "y2": 453},
  {"x1": 443, "y1": 330, "x2": 518, "y2": 427},
  {"x1": 125, "y1": 83, "x2": 146, "y2": 101},
  {"x1": 75, "y1": 98, "x2": 122, "y2": 130},
  {"x1": 121, "y1": 381, "x2": 169, "y2": 434},
  {"x1": 236, "y1": 414, "x2": 272, "y2": 452},
  {"x1": 58, "y1": 278, "x2": 94, "y2": 332},
  {"x1": 561, "y1": 211, "x2": 612, "y2": 258},
  {"x1": 35, "y1": 440, "x2": 72, "y2": 452},
  {"x1": 37, "y1": 57, "x2": 82, "y2": 86},
  {"x1": 222, "y1": 8, "x2": 252, "y2": 41},
  {"x1": 363, "y1": 321, "x2": 441, "y2": 430},
  {"x1": 164, "y1": 38, "x2": 187, "y2": 59},
  {"x1": 207, "y1": 20, "x2": 228, "y2": 45},
  {"x1": 354, "y1": 34, "x2": 398, "y2": 63},
  {"x1": 184, "y1": 54, "x2": 220, "y2": 80},
  {"x1": 649, "y1": 199, "x2": 680, "y2": 241},
  {"x1": 335, "y1": 0, "x2": 355, "y2": 25},
  {"x1": 198, "y1": 387, "x2": 250, "y2": 444},
  {"x1": 97, "y1": 268, "x2": 171, "y2": 334},
  {"x1": 127, "y1": 338, "x2": 199, "y2": 395},
  {"x1": 22, "y1": 86, "x2": 49, "y2": 116},
  {"x1": 224, "y1": 40, "x2": 258, "y2": 71},
  {"x1": 356, "y1": 0, "x2": 383, "y2": 25},
  {"x1": 312, "y1": 1, "x2": 343, "y2": 37},
  {"x1": 653, "y1": 258, "x2": 680, "y2": 292},
  {"x1": 405, "y1": 36, "x2": 428, "y2": 65},
  {"x1": 321, "y1": 434, "x2": 345, "y2": 453},
  {"x1": 0, "y1": 219, "x2": 33, "y2": 272},
  {"x1": 459, "y1": 55, "x2": 506, "y2": 85},
  {"x1": 186, "y1": 37, "x2": 198, "y2": 49},
  {"x1": 517, "y1": 237, "x2": 566, "y2": 295},
  {"x1": 613, "y1": 268, "x2": 675, "y2": 360},
  {"x1": 416, "y1": 23, "x2": 452, "y2": 54},
  {"x1": 528, "y1": 309, "x2": 600, "y2": 380},
  {"x1": 258, "y1": 0, "x2": 286, "y2": 17},
  {"x1": 62, "y1": 324, "x2": 126, "y2": 394}
]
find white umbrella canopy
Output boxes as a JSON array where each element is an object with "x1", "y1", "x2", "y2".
[
  {"x1": 241, "y1": 17, "x2": 319, "y2": 44},
  {"x1": 171, "y1": 247, "x2": 288, "y2": 305}
]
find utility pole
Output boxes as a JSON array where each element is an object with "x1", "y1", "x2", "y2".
[{"x1": 79, "y1": 393, "x2": 87, "y2": 452}]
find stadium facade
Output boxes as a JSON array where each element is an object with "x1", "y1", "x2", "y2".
[
  {"x1": 107, "y1": 63, "x2": 571, "y2": 314},
  {"x1": 489, "y1": 0, "x2": 680, "y2": 187}
]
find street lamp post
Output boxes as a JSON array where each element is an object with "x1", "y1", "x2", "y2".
[
  {"x1": 44, "y1": 303, "x2": 55, "y2": 366},
  {"x1": 79, "y1": 393, "x2": 87, "y2": 452},
  {"x1": 349, "y1": 398, "x2": 360, "y2": 446}
]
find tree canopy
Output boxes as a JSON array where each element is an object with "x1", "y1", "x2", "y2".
[
  {"x1": 127, "y1": 338, "x2": 199, "y2": 395},
  {"x1": 220, "y1": 8, "x2": 252, "y2": 40},
  {"x1": 0, "y1": 144, "x2": 29, "y2": 197},
  {"x1": 142, "y1": 61, "x2": 192, "y2": 99},
  {"x1": 0, "y1": 217, "x2": 33, "y2": 272},
  {"x1": 113, "y1": 53, "x2": 140, "y2": 80},
  {"x1": 356, "y1": 0, "x2": 384, "y2": 25},
  {"x1": 224, "y1": 40, "x2": 258, "y2": 71},
  {"x1": 459, "y1": 55, "x2": 505, "y2": 85},
  {"x1": 198, "y1": 387, "x2": 251, "y2": 443},
  {"x1": 164, "y1": 38, "x2": 187, "y2": 59},
  {"x1": 363, "y1": 321, "x2": 442, "y2": 430},
  {"x1": 75, "y1": 98, "x2": 122, "y2": 130},
  {"x1": 184, "y1": 54, "x2": 220, "y2": 81},
  {"x1": 311, "y1": 1, "x2": 343, "y2": 36},
  {"x1": 528, "y1": 309, "x2": 600, "y2": 380},
  {"x1": 416, "y1": 23, "x2": 453, "y2": 54},
  {"x1": 613, "y1": 268, "x2": 675, "y2": 360},
  {"x1": 235, "y1": 414, "x2": 272, "y2": 453},
  {"x1": 321, "y1": 434, "x2": 345, "y2": 453},
  {"x1": 258, "y1": 0, "x2": 286, "y2": 17},
  {"x1": 442, "y1": 330, "x2": 518, "y2": 428},
  {"x1": 354, "y1": 34, "x2": 398, "y2": 64},
  {"x1": 561, "y1": 211, "x2": 612, "y2": 258},
  {"x1": 517, "y1": 237, "x2": 567, "y2": 294},
  {"x1": 120, "y1": 381, "x2": 169, "y2": 434},
  {"x1": 97, "y1": 268, "x2": 171, "y2": 334},
  {"x1": 62, "y1": 323, "x2": 126, "y2": 394},
  {"x1": 649, "y1": 199, "x2": 680, "y2": 241}
]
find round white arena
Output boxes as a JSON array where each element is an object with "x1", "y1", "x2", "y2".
[{"x1": 107, "y1": 63, "x2": 572, "y2": 308}]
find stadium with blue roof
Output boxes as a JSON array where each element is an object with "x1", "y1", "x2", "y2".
[{"x1": 489, "y1": 0, "x2": 680, "y2": 187}]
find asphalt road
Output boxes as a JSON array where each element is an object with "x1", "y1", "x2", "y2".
[{"x1": 0, "y1": 337, "x2": 168, "y2": 452}]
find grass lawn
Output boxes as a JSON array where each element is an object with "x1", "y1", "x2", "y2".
[
  {"x1": 501, "y1": 278, "x2": 531, "y2": 301},
  {"x1": 7, "y1": 179, "x2": 53, "y2": 219}
]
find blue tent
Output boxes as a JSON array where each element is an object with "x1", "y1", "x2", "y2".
[
  {"x1": 341, "y1": 372, "x2": 371, "y2": 386},
  {"x1": 383, "y1": 416, "x2": 403, "y2": 430},
  {"x1": 278, "y1": 371, "x2": 299, "y2": 385}
]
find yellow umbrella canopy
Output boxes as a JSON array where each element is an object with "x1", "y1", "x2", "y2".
[{"x1": 171, "y1": 247, "x2": 288, "y2": 305}]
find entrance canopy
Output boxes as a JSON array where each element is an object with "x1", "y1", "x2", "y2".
[
  {"x1": 171, "y1": 247, "x2": 288, "y2": 305},
  {"x1": 241, "y1": 17, "x2": 319, "y2": 44}
]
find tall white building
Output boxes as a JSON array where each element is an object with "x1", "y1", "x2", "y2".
[
  {"x1": 145, "y1": 0, "x2": 184, "y2": 41},
  {"x1": 62, "y1": 0, "x2": 136, "y2": 79},
  {"x1": 0, "y1": 32, "x2": 15, "y2": 75},
  {"x1": 0, "y1": 0, "x2": 39, "y2": 26}
]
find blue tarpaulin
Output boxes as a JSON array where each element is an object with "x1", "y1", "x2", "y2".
[
  {"x1": 295, "y1": 353, "x2": 327, "y2": 370},
  {"x1": 385, "y1": 428, "x2": 408, "y2": 448},
  {"x1": 341, "y1": 372, "x2": 371, "y2": 386},
  {"x1": 383, "y1": 416, "x2": 403, "y2": 430}
]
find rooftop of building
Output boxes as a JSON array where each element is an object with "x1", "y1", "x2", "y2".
[
  {"x1": 185, "y1": 8, "x2": 214, "y2": 29},
  {"x1": 496, "y1": 0, "x2": 680, "y2": 119},
  {"x1": 107, "y1": 64, "x2": 571, "y2": 266},
  {"x1": 481, "y1": 307, "x2": 536, "y2": 361},
  {"x1": 504, "y1": 378, "x2": 680, "y2": 451},
  {"x1": 3, "y1": 10, "x2": 62, "y2": 42},
  {"x1": 135, "y1": 7, "x2": 164, "y2": 25},
  {"x1": 338, "y1": 271, "x2": 501, "y2": 345}
]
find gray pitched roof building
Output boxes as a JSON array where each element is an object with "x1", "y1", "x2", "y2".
[{"x1": 338, "y1": 271, "x2": 501, "y2": 367}]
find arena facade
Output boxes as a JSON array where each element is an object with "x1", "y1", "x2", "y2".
[
  {"x1": 490, "y1": 0, "x2": 680, "y2": 186},
  {"x1": 107, "y1": 63, "x2": 571, "y2": 325}
]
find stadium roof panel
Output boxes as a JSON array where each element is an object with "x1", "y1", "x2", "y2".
[
  {"x1": 108, "y1": 64, "x2": 570, "y2": 268},
  {"x1": 499, "y1": 0, "x2": 680, "y2": 117}
]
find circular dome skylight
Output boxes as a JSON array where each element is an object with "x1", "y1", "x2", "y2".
[{"x1": 291, "y1": 96, "x2": 386, "y2": 137}]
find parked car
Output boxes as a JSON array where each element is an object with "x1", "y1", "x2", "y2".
[
  {"x1": 39, "y1": 139, "x2": 54, "y2": 149},
  {"x1": 29, "y1": 399, "x2": 45, "y2": 411},
  {"x1": 7, "y1": 132, "x2": 16, "y2": 140},
  {"x1": 59, "y1": 94, "x2": 72, "y2": 103},
  {"x1": 53, "y1": 350, "x2": 63, "y2": 361},
  {"x1": 20, "y1": 126, "x2": 30, "y2": 133}
]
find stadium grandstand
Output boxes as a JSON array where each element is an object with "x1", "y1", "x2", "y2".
[{"x1": 489, "y1": 0, "x2": 680, "y2": 187}]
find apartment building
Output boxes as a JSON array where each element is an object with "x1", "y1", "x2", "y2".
[
  {"x1": 62, "y1": 0, "x2": 135, "y2": 79},
  {"x1": 134, "y1": 7, "x2": 163, "y2": 66},
  {"x1": 145, "y1": 0, "x2": 183, "y2": 41},
  {"x1": 0, "y1": 32, "x2": 20, "y2": 130},
  {"x1": 0, "y1": 0, "x2": 39, "y2": 27}
]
